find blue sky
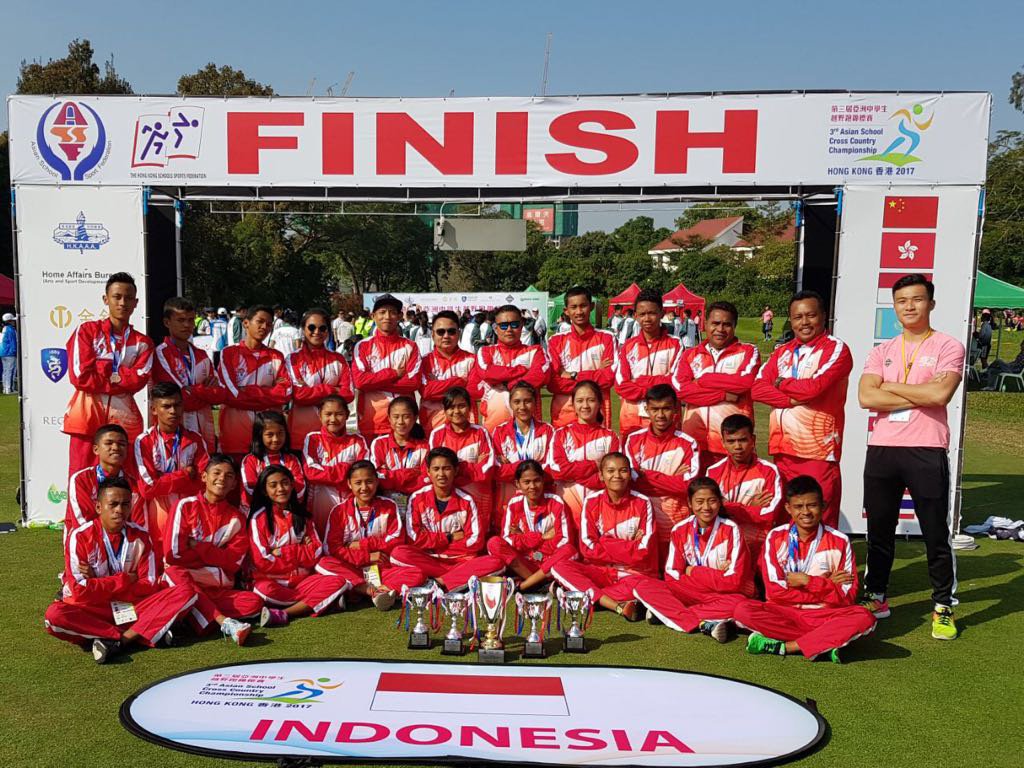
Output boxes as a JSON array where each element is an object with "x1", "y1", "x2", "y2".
[{"x1": 3, "y1": 0, "x2": 1021, "y2": 231}]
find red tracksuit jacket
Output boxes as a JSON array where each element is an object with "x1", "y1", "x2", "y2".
[
  {"x1": 547, "y1": 423, "x2": 621, "y2": 492},
  {"x1": 761, "y1": 523, "x2": 859, "y2": 609},
  {"x1": 368, "y1": 434, "x2": 429, "y2": 495},
  {"x1": 218, "y1": 342, "x2": 292, "y2": 454},
  {"x1": 248, "y1": 506, "x2": 324, "y2": 586},
  {"x1": 471, "y1": 342, "x2": 550, "y2": 428},
  {"x1": 705, "y1": 456, "x2": 783, "y2": 533},
  {"x1": 351, "y1": 332, "x2": 422, "y2": 434},
  {"x1": 240, "y1": 452, "x2": 307, "y2": 508},
  {"x1": 547, "y1": 327, "x2": 617, "y2": 395},
  {"x1": 490, "y1": 419, "x2": 556, "y2": 485},
  {"x1": 623, "y1": 427, "x2": 701, "y2": 499},
  {"x1": 405, "y1": 486, "x2": 485, "y2": 560},
  {"x1": 133, "y1": 426, "x2": 209, "y2": 502},
  {"x1": 419, "y1": 348, "x2": 476, "y2": 428},
  {"x1": 427, "y1": 424, "x2": 496, "y2": 488},
  {"x1": 663, "y1": 515, "x2": 754, "y2": 597},
  {"x1": 578, "y1": 490, "x2": 657, "y2": 576},
  {"x1": 62, "y1": 519, "x2": 161, "y2": 605},
  {"x1": 286, "y1": 345, "x2": 354, "y2": 404},
  {"x1": 752, "y1": 334, "x2": 853, "y2": 462},
  {"x1": 614, "y1": 331, "x2": 682, "y2": 403},
  {"x1": 321, "y1": 496, "x2": 406, "y2": 564},
  {"x1": 164, "y1": 495, "x2": 249, "y2": 587},
  {"x1": 302, "y1": 430, "x2": 370, "y2": 487},
  {"x1": 152, "y1": 339, "x2": 225, "y2": 448},
  {"x1": 499, "y1": 493, "x2": 573, "y2": 558},
  {"x1": 65, "y1": 465, "x2": 144, "y2": 532}
]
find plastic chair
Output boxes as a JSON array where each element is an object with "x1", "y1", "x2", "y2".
[
  {"x1": 996, "y1": 371, "x2": 1024, "y2": 392},
  {"x1": 967, "y1": 341, "x2": 982, "y2": 385}
]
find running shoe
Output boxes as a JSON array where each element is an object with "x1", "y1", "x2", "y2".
[
  {"x1": 92, "y1": 638, "x2": 122, "y2": 664},
  {"x1": 931, "y1": 606, "x2": 958, "y2": 641},
  {"x1": 158, "y1": 629, "x2": 175, "y2": 648},
  {"x1": 829, "y1": 648, "x2": 842, "y2": 664},
  {"x1": 222, "y1": 617, "x2": 252, "y2": 645},
  {"x1": 699, "y1": 619, "x2": 736, "y2": 643},
  {"x1": 616, "y1": 600, "x2": 640, "y2": 622},
  {"x1": 372, "y1": 589, "x2": 396, "y2": 612},
  {"x1": 746, "y1": 631, "x2": 785, "y2": 656},
  {"x1": 860, "y1": 595, "x2": 891, "y2": 619},
  {"x1": 259, "y1": 607, "x2": 289, "y2": 628}
]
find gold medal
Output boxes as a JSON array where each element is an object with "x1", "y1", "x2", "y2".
[{"x1": 110, "y1": 372, "x2": 122, "y2": 384}]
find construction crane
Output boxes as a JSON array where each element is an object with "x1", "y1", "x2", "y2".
[
  {"x1": 540, "y1": 32, "x2": 552, "y2": 96},
  {"x1": 340, "y1": 71, "x2": 355, "y2": 96}
]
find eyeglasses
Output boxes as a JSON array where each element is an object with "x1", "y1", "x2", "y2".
[
  {"x1": 306, "y1": 324, "x2": 328, "y2": 333},
  {"x1": 497, "y1": 321, "x2": 522, "y2": 330},
  {"x1": 434, "y1": 327, "x2": 459, "y2": 337}
]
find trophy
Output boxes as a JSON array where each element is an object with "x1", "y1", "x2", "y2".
[
  {"x1": 399, "y1": 584, "x2": 441, "y2": 650},
  {"x1": 557, "y1": 587, "x2": 594, "y2": 653},
  {"x1": 468, "y1": 575, "x2": 515, "y2": 663},
  {"x1": 441, "y1": 591, "x2": 469, "y2": 656},
  {"x1": 516, "y1": 591, "x2": 553, "y2": 659}
]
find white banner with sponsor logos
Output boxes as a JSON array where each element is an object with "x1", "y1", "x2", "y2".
[
  {"x1": 7, "y1": 92, "x2": 989, "y2": 190},
  {"x1": 15, "y1": 185, "x2": 147, "y2": 525},
  {"x1": 363, "y1": 291, "x2": 548, "y2": 319},
  {"x1": 833, "y1": 185, "x2": 980, "y2": 535}
]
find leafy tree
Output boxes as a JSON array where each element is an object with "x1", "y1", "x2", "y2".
[
  {"x1": 673, "y1": 201, "x2": 791, "y2": 241},
  {"x1": 979, "y1": 130, "x2": 1024, "y2": 285},
  {"x1": 443, "y1": 222, "x2": 555, "y2": 293},
  {"x1": 177, "y1": 64, "x2": 275, "y2": 97},
  {"x1": 17, "y1": 39, "x2": 132, "y2": 95},
  {"x1": 1011, "y1": 66, "x2": 1024, "y2": 112}
]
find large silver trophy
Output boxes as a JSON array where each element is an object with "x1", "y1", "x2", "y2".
[
  {"x1": 441, "y1": 591, "x2": 469, "y2": 656},
  {"x1": 400, "y1": 583, "x2": 441, "y2": 650},
  {"x1": 516, "y1": 590, "x2": 554, "y2": 659},
  {"x1": 468, "y1": 575, "x2": 515, "y2": 663},
  {"x1": 557, "y1": 587, "x2": 594, "y2": 654}
]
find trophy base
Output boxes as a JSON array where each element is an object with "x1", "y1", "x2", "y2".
[
  {"x1": 477, "y1": 647, "x2": 506, "y2": 664},
  {"x1": 563, "y1": 636, "x2": 587, "y2": 653},
  {"x1": 441, "y1": 638, "x2": 464, "y2": 656},
  {"x1": 408, "y1": 631, "x2": 430, "y2": 650},
  {"x1": 523, "y1": 640, "x2": 546, "y2": 659}
]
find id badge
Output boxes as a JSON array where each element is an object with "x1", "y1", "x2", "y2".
[
  {"x1": 111, "y1": 600, "x2": 137, "y2": 625},
  {"x1": 888, "y1": 409, "x2": 911, "y2": 423},
  {"x1": 637, "y1": 401, "x2": 649, "y2": 419},
  {"x1": 362, "y1": 564, "x2": 382, "y2": 587}
]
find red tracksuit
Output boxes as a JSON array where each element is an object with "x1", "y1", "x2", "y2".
[
  {"x1": 248, "y1": 506, "x2": 350, "y2": 615},
  {"x1": 316, "y1": 496, "x2": 424, "y2": 592},
  {"x1": 614, "y1": 331, "x2": 682, "y2": 437},
  {"x1": 623, "y1": 427, "x2": 701, "y2": 553},
  {"x1": 752, "y1": 334, "x2": 853, "y2": 527},
  {"x1": 162, "y1": 495, "x2": 263, "y2": 630},
  {"x1": 547, "y1": 422, "x2": 620, "y2": 529},
  {"x1": 550, "y1": 489, "x2": 657, "y2": 603},
  {"x1": 428, "y1": 424, "x2": 497, "y2": 530},
  {"x1": 490, "y1": 418, "x2": 556, "y2": 514},
  {"x1": 419, "y1": 348, "x2": 476, "y2": 430},
  {"x1": 45, "y1": 519, "x2": 196, "y2": 647},
  {"x1": 286, "y1": 344, "x2": 354, "y2": 441},
  {"x1": 389, "y1": 486, "x2": 504, "y2": 590},
  {"x1": 64, "y1": 320, "x2": 155, "y2": 473},
  {"x1": 65, "y1": 465, "x2": 145, "y2": 539},
  {"x1": 706, "y1": 455, "x2": 783, "y2": 559},
  {"x1": 133, "y1": 426, "x2": 209, "y2": 551},
  {"x1": 218, "y1": 342, "x2": 292, "y2": 456},
  {"x1": 632, "y1": 515, "x2": 754, "y2": 632},
  {"x1": 153, "y1": 339, "x2": 225, "y2": 450},
  {"x1": 547, "y1": 327, "x2": 617, "y2": 427},
  {"x1": 302, "y1": 429, "x2": 369, "y2": 533},
  {"x1": 733, "y1": 523, "x2": 877, "y2": 659},
  {"x1": 240, "y1": 452, "x2": 307, "y2": 513},
  {"x1": 352, "y1": 332, "x2": 422, "y2": 437},
  {"x1": 672, "y1": 339, "x2": 760, "y2": 465},
  {"x1": 368, "y1": 433, "x2": 429, "y2": 513},
  {"x1": 487, "y1": 492, "x2": 577, "y2": 576},
  {"x1": 471, "y1": 342, "x2": 549, "y2": 431}
]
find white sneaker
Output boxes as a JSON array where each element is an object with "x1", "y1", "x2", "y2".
[
  {"x1": 221, "y1": 618, "x2": 252, "y2": 646},
  {"x1": 372, "y1": 590, "x2": 396, "y2": 611}
]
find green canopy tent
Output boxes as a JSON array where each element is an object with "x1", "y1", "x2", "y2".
[
  {"x1": 973, "y1": 271, "x2": 1024, "y2": 361},
  {"x1": 540, "y1": 288, "x2": 599, "y2": 331}
]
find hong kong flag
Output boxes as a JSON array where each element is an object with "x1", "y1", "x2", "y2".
[
  {"x1": 882, "y1": 196, "x2": 939, "y2": 229},
  {"x1": 880, "y1": 232, "x2": 935, "y2": 270}
]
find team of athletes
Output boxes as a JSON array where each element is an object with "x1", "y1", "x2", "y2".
[{"x1": 47, "y1": 270, "x2": 964, "y2": 664}]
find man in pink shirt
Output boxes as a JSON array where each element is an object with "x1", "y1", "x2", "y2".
[{"x1": 858, "y1": 273, "x2": 965, "y2": 641}]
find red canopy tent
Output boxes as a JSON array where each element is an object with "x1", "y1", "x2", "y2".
[
  {"x1": 0, "y1": 275, "x2": 14, "y2": 307},
  {"x1": 663, "y1": 283, "x2": 706, "y2": 329},
  {"x1": 607, "y1": 283, "x2": 641, "y2": 317}
]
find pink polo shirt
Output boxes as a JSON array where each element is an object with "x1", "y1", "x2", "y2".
[{"x1": 863, "y1": 330, "x2": 965, "y2": 449}]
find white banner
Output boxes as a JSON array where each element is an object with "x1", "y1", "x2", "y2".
[
  {"x1": 364, "y1": 291, "x2": 548, "y2": 318},
  {"x1": 8, "y1": 92, "x2": 989, "y2": 189},
  {"x1": 15, "y1": 185, "x2": 148, "y2": 525},
  {"x1": 122, "y1": 660, "x2": 825, "y2": 765},
  {"x1": 833, "y1": 185, "x2": 979, "y2": 534}
]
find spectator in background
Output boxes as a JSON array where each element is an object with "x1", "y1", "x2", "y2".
[
  {"x1": 196, "y1": 308, "x2": 216, "y2": 336},
  {"x1": 976, "y1": 309, "x2": 995, "y2": 369},
  {"x1": 662, "y1": 310, "x2": 680, "y2": 338},
  {"x1": 480, "y1": 311, "x2": 496, "y2": 347},
  {"x1": 272, "y1": 305, "x2": 285, "y2": 331},
  {"x1": 211, "y1": 308, "x2": 229, "y2": 361},
  {"x1": 557, "y1": 312, "x2": 572, "y2": 335},
  {"x1": 762, "y1": 305, "x2": 775, "y2": 342},
  {"x1": 609, "y1": 307, "x2": 625, "y2": 338},
  {"x1": 228, "y1": 306, "x2": 247, "y2": 346},
  {"x1": 268, "y1": 310, "x2": 303, "y2": 356},
  {"x1": 617, "y1": 307, "x2": 639, "y2": 345},
  {"x1": 681, "y1": 309, "x2": 699, "y2": 349},
  {"x1": 333, "y1": 311, "x2": 354, "y2": 345},
  {"x1": 460, "y1": 311, "x2": 484, "y2": 353},
  {"x1": 982, "y1": 339, "x2": 1024, "y2": 390},
  {"x1": 353, "y1": 309, "x2": 374, "y2": 339},
  {"x1": 410, "y1": 312, "x2": 432, "y2": 356},
  {"x1": 0, "y1": 313, "x2": 17, "y2": 395},
  {"x1": 401, "y1": 310, "x2": 417, "y2": 339}
]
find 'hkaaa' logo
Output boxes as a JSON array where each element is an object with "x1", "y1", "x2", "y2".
[
  {"x1": 53, "y1": 212, "x2": 110, "y2": 252},
  {"x1": 41, "y1": 348, "x2": 68, "y2": 383},
  {"x1": 35, "y1": 101, "x2": 109, "y2": 181}
]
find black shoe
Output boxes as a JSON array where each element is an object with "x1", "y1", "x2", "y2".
[
  {"x1": 159, "y1": 630, "x2": 175, "y2": 648},
  {"x1": 92, "y1": 638, "x2": 122, "y2": 664}
]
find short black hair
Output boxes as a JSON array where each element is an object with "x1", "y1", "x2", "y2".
[
  {"x1": 789, "y1": 290, "x2": 826, "y2": 315},
  {"x1": 205, "y1": 453, "x2": 237, "y2": 473},
  {"x1": 105, "y1": 272, "x2": 136, "y2": 294},
  {"x1": 247, "y1": 304, "x2": 274, "y2": 321},
  {"x1": 720, "y1": 413, "x2": 754, "y2": 436},
  {"x1": 317, "y1": 394, "x2": 349, "y2": 411},
  {"x1": 687, "y1": 476, "x2": 723, "y2": 502},
  {"x1": 97, "y1": 475, "x2": 132, "y2": 497},
  {"x1": 163, "y1": 296, "x2": 195, "y2": 319},
  {"x1": 635, "y1": 288, "x2": 663, "y2": 309},
  {"x1": 93, "y1": 423, "x2": 128, "y2": 444},
  {"x1": 892, "y1": 273, "x2": 935, "y2": 300},
  {"x1": 706, "y1": 300, "x2": 739, "y2": 324},
  {"x1": 785, "y1": 475, "x2": 824, "y2": 502},
  {"x1": 494, "y1": 304, "x2": 521, "y2": 319},
  {"x1": 432, "y1": 310, "x2": 460, "y2": 327},
  {"x1": 426, "y1": 446, "x2": 459, "y2": 468},
  {"x1": 346, "y1": 459, "x2": 378, "y2": 480},
  {"x1": 442, "y1": 386, "x2": 472, "y2": 410},
  {"x1": 645, "y1": 383, "x2": 678, "y2": 404},
  {"x1": 150, "y1": 381, "x2": 182, "y2": 401},
  {"x1": 565, "y1": 286, "x2": 593, "y2": 304}
]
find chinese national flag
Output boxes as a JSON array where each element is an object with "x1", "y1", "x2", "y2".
[
  {"x1": 879, "y1": 231, "x2": 936, "y2": 270},
  {"x1": 882, "y1": 196, "x2": 938, "y2": 229}
]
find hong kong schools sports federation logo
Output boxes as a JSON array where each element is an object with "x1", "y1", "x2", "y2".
[{"x1": 34, "y1": 101, "x2": 109, "y2": 181}]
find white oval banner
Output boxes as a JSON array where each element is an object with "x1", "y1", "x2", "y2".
[{"x1": 121, "y1": 659, "x2": 826, "y2": 766}]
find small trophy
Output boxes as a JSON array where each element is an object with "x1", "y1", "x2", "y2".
[
  {"x1": 441, "y1": 591, "x2": 469, "y2": 656},
  {"x1": 468, "y1": 575, "x2": 515, "y2": 664},
  {"x1": 557, "y1": 587, "x2": 593, "y2": 654},
  {"x1": 400, "y1": 584, "x2": 441, "y2": 650},
  {"x1": 516, "y1": 591, "x2": 553, "y2": 659}
]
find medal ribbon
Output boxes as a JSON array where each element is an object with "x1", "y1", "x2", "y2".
[{"x1": 787, "y1": 524, "x2": 823, "y2": 573}]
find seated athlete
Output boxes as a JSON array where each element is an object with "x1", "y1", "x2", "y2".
[
  {"x1": 302, "y1": 395, "x2": 368, "y2": 533},
  {"x1": 66, "y1": 424, "x2": 144, "y2": 539},
  {"x1": 369, "y1": 396, "x2": 429, "y2": 516},
  {"x1": 389, "y1": 447, "x2": 504, "y2": 592},
  {"x1": 550, "y1": 452, "x2": 656, "y2": 622},
  {"x1": 241, "y1": 410, "x2": 306, "y2": 513},
  {"x1": 490, "y1": 381, "x2": 555, "y2": 515},
  {"x1": 45, "y1": 477, "x2": 203, "y2": 663},
  {"x1": 249, "y1": 465, "x2": 351, "y2": 627},
  {"x1": 487, "y1": 459, "x2": 577, "y2": 591},
  {"x1": 632, "y1": 478, "x2": 754, "y2": 642},
  {"x1": 317, "y1": 460, "x2": 425, "y2": 610},
  {"x1": 162, "y1": 454, "x2": 263, "y2": 642},
  {"x1": 735, "y1": 475, "x2": 877, "y2": 663}
]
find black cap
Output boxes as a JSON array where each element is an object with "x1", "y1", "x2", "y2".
[{"x1": 372, "y1": 293, "x2": 403, "y2": 313}]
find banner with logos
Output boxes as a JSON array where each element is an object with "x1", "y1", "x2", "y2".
[
  {"x1": 8, "y1": 92, "x2": 989, "y2": 190},
  {"x1": 833, "y1": 185, "x2": 980, "y2": 535},
  {"x1": 121, "y1": 659, "x2": 825, "y2": 765},
  {"x1": 15, "y1": 185, "x2": 147, "y2": 525},
  {"x1": 363, "y1": 291, "x2": 548, "y2": 319}
]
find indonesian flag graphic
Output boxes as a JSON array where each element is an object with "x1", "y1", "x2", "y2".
[
  {"x1": 882, "y1": 196, "x2": 939, "y2": 229},
  {"x1": 371, "y1": 672, "x2": 570, "y2": 716},
  {"x1": 876, "y1": 270, "x2": 933, "y2": 304}
]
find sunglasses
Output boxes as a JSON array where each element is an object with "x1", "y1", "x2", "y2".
[
  {"x1": 497, "y1": 321, "x2": 522, "y2": 330},
  {"x1": 307, "y1": 324, "x2": 329, "y2": 333},
  {"x1": 434, "y1": 327, "x2": 459, "y2": 336}
]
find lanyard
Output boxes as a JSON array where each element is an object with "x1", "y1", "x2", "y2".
[
  {"x1": 900, "y1": 330, "x2": 932, "y2": 384},
  {"x1": 101, "y1": 528, "x2": 130, "y2": 574},
  {"x1": 789, "y1": 345, "x2": 805, "y2": 379},
  {"x1": 95, "y1": 464, "x2": 120, "y2": 483},
  {"x1": 691, "y1": 518, "x2": 721, "y2": 567},
  {"x1": 391, "y1": 444, "x2": 416, "y2": 469},
  {"x1": 640, "y1": 334, "x2": 659, "y2": 377},
  {"x1": 514, "y1": 420, "x2": 535, "y2": 461},
  {"x1": 180, "y1": 345, "x2": 196, "y2": 385},
  {"x1": 524, "y1": 498, "x2": 547, "y2": 532},
  {"x1": 357, "y1": 503, "x2": 378, "y2": 538},
  {"x1": 156, "y1": 430, "x2": 182, "y2": 472},
  {"x1": 107, "y1": 326, "x2": 130, "y2": 373},
  {"x1": 787, "y1": 524, "x2": 823, "y2": 573}
]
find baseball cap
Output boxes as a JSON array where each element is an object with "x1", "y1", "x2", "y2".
[
  {"x1": 2, "y1": 313, "x2": 14, "y2": 322},
  {"x1": 217, "y1": 307, "x2": 227, "y2": 316},
  {"x1": 372, "y1": 294, "x2": 403, "y2": 313}
]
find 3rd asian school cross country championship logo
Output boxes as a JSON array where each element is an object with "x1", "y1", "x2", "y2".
[
  {"x1": 860, "y1": 102, "x2": 935, "y2": 167},
  {"x1": 34, "y1": 101, "x2": 109, "y2": 181},
  {"x1": 248, "y1": 677, "x2": 344, "y2": 704}
]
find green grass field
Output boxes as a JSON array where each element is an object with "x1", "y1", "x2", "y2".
[{"x1": 1, "y1": 338, "x2": 1022, "y2": 766}]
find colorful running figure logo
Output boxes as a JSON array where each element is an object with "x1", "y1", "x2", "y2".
[
  {"x1": 862, "y1": 103, "x2": 934, "y2": 167},
  {"x1": 35, "y1": 101, "x2": 108, "y2": 181},
  {"x1": 253, "y1": 677, "x2": 343, "y2": 704}
]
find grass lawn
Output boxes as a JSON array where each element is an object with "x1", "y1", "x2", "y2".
[{"x1": 0, "y1": 333, "x2": 1022, "y2": 767}]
